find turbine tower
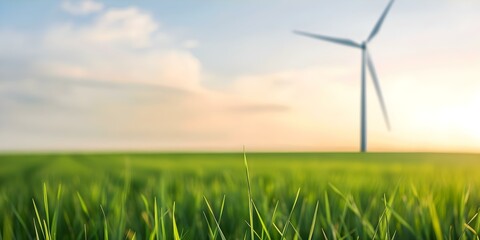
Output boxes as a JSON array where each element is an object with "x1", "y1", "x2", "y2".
[{"x1": 294, "y1": 0, "x2": 395, "y2": 152}]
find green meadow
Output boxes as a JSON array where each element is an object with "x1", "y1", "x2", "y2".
[{"x1": 0, "y1": 152, "x2": 479, "y2": 240}]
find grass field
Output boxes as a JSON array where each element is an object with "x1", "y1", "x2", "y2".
[{"x1": 0, "y1": 152, "x2": 479, "y2": 240}]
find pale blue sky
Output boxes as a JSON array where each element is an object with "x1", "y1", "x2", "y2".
[{"x1": 1, "y1": 0, "x2": 480, "y2": 151}]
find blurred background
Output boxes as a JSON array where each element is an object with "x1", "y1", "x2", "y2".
[{"x1": 1, "y1": 0, "x2": 479, "y2": 152}]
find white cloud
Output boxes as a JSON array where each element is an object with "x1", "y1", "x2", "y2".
[
  {"x1": 85, "y1": 7, "x2": 159, "y2": 48},
  {"x1": 61, "y1": 0, "x2": 103, "y2": 15},
  {"x1": 183, "y1": 39, "x2": 199, "y2": 49},
  {"x1": 47, "y1": 7, "x2": 159, "y2": 49},
  {"x1": 39, "y1": 7, "x2": 202, "y2": 90}
]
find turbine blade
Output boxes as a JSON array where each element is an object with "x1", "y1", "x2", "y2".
[
  {"x1": 366, "y1": 50, "x2": 391, "y2": 130},
  {"x1": 293, "y1": 30, "x2": 361, "y2": 49},
  {"x1": 367, "y1": 0, "x2": 395, "y2": 42}
]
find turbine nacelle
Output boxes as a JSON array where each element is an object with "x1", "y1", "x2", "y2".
[{"x1": 361, "y1": 42, "x2": 367, "y2": 50}]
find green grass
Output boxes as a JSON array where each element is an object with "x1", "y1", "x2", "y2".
[{"x1": 0, "y1": 152, "x2": 479, "y2": 239}]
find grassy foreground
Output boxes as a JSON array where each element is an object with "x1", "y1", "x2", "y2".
[{"x1": 0, "y1": 152, "x2": 479, "y2": 240}]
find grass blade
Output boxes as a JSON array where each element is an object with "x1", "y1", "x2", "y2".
[
  {"x1": 76, "y1": 192, "x2": 90, "y2": 218},
  {"x1": 428, "y1": 196, "x2": 443, "y2": 240},
  {"x1": 244, "y1": 148, "x2": 255, "y2": 240},
  {"x1": 203, "y1": 196, "x2": 227, "y2": 240},
  {"x1": 32, "y1": 199, "x2": 45, "y2": 239},
  {"x1": 252, "y1": 201, "x2": 272, "y2": 240},
  {"x1": 100, "y1": 205, "x2": 109, "y2": 240},
  {"x1": 385, "y1": 205, "x2": 415, "y2": 235},
  {"x1": 172, "y1": 202, "x2": 181, "y2": 240},
  {"x1": 308, "y1": 201, "x2": 319, "y2": 240},
  {"x1": 43, "y1": 183, "x2": 50, "y2": 235},
  {"x1": 281, "y1": 188, "x2": 301, "y2": 239}
]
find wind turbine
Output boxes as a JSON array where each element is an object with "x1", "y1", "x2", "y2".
[{"x1": 294, "y1": 0, "x2": 395, "y2": 152}]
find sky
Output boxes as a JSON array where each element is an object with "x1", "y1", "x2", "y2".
[{"x1": 1, "y1": 0, "x2": 480, "y2": 152}]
